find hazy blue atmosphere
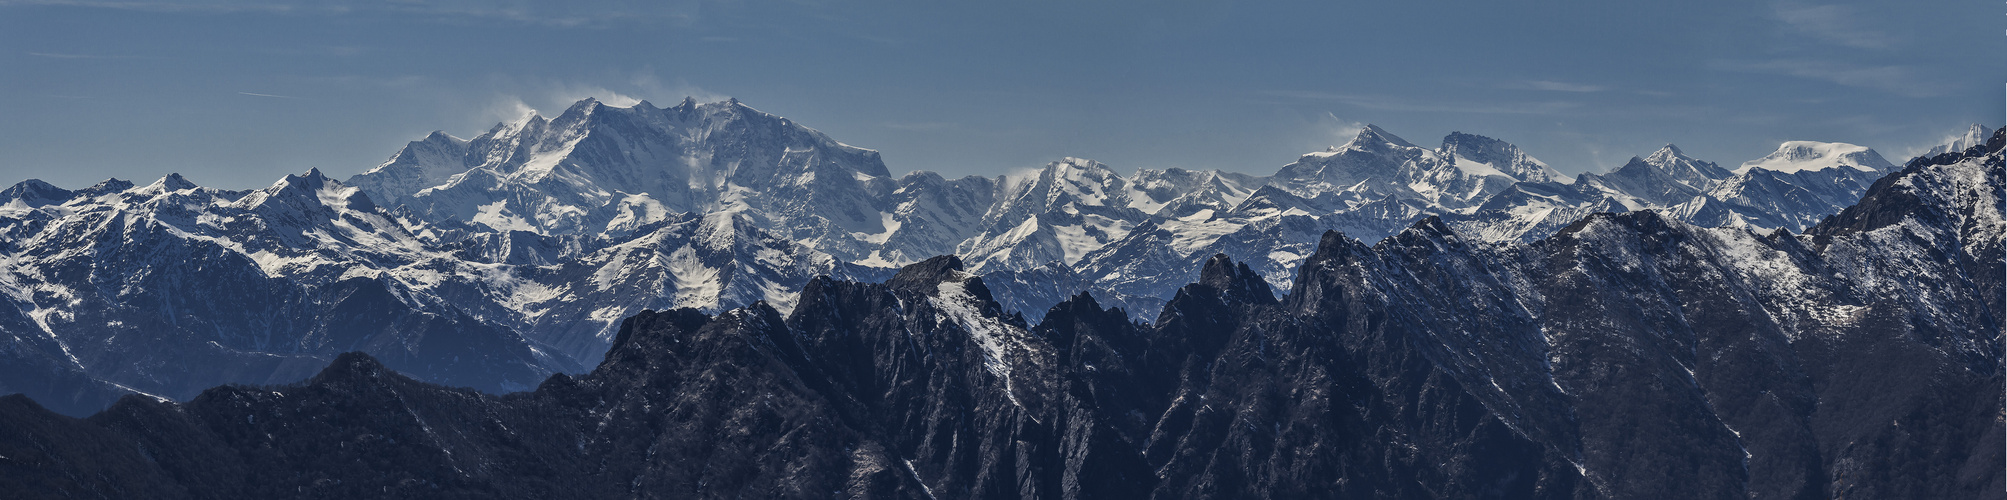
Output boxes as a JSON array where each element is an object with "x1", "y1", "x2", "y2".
[{"x1": 2, "y1": 0, "x2": 2001, "y2": 189}]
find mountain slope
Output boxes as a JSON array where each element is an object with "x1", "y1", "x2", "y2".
[
  {"x1": 354, "y1": 98, "x2": 899, "y2": 262},
  {"x1": 0, "y1": 129, "x2": 1994, "y2": 499},
  {"x1": 0, "y1": 97, "x2": 1930, "y2": 417},
  {"x1": 0, "y1": 170, "x2": 572, "y2": 409}
]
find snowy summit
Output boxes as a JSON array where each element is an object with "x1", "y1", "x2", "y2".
[{"x1": 1735, "y1": 141, "x2": 1893, "y2": 175}]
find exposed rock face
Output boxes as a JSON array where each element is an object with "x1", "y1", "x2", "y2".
[
  {"x1": 1, "y1": 98, "x2": 1926, "y2": 417},
  {"x1": 0, "y1": 131, "x2": 1996, "y2": 499}
]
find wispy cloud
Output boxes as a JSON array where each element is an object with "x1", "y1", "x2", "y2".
[
  {"x1": 237, "y1": 91, "x2": 304, "y2": 99},
  {"x1": 1900, "y1": 124, "x2": 1993, "y2": 160},
  {"x1": 482, "y1": 96, "x2": 541, "y2": 124},
  {"x1": 1710, "y1": 59, "x2": 1948, "y2": 97},
  {"x1": 478, "y1": 72, "x2": 729, "y2": 126},
  {"x1": 0, "y1": 0, "x2": 296, "y2": 13},
  {"x1": 1315, "y1": 112, "x2": 1366, "y2": 150},
  {"x1": 1502, "y1": 80, "x2": 1606, "y2": 93},
  {"x1": 25, "y1": 51, "x2": 133, "y2": 59},
  {"x1": 549, "y1": 83, "x2": 642, "y2": 107},
  {"x1": 1774, "y1": 1, "x2": 1896, "y2": 50},
  {"x1": 883, "y1": 122, "x2": 958, "y2": 132},
  {"x1": 627, "y1": 73, "x2": 727, "y2": 104},
  {"x1": 0, "y1": 0, "x2": 708, "y2": 27},
  {"x1": 296, "y1": 74, "x2": 428, "y2": 89},
  {"x1": 1264, "y1": 90, "x2": 1581, "y2": 115}
]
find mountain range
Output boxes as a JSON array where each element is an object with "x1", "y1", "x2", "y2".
[
  {"x1": 0, "y1": 124, "x2": 1997, "y2": 499},
  {"x1": 0, "y1": 97, "x2": 1964, "y2": 419}
]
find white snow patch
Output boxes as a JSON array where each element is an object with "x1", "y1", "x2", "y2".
[
  {"x1": 932, "y1": 279, "x2": 1029, "y2": 408},
  {"x1": 1736, "y1": 141, "x2": 1890, "y2": 174}
]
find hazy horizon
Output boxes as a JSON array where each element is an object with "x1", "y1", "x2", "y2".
[{"x1": 3, "y1": 0, "x2": 2001, "y2": 190}]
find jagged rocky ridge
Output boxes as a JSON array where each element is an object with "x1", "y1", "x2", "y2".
[
  {"x1": 0, "y1": 97, "x2": 1957, "y2": 417},
  {"x1": 0, "y1": 167, "x2": 888, "y2": 416},
  {"x1": 0, "y1": 129, "x2": 1998, "y2": 499}
]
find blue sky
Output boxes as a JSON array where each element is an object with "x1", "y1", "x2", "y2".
[{"x1": 2, "y1": 0, "x2": 2001, "y2": 189}]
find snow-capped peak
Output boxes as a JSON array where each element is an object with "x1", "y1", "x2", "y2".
[
  {"x1": 422, "y1": 130, "x2": 464, "y2": 144},
  {"x1": 150, "y1": 173, "x2": 198, "y2": 192},
  {"x1": 1735, "y1": 141, "x2": 1892, "y2": 174},
  {"x1": 1439, "y1": 132, "x2": 1566, "y2": 183},
  {"x1": 1925, "y1": 124, "x2": 1995, "y2": 158},
  {"x1": 1644, "y1": 144, "x2": 1688, "y2": 165},
  {"x1": 1634, "y1": 143, "x2": 1732, "y2": 183},
  {"x1": 1341, "y1": 124, "x2": 1421, "y2": 151}
]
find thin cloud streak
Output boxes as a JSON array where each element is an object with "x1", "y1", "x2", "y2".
[
  {"x1": 0, "y1": 0, "x2": 296, "y2": 13},
  {"x1": 883, "y1": 122, "x2": 958, "y2": 132},
  {"x1": 26, "y1": 51, "x2": 132, "y2": 59},
  {"x1": 237, "y1": 91, "x2": 304, "y2": 99},
  {"x1": 1710, "y1": 59, "x2": 1949, "y2": 98},
  {"x1": 1504, "y1": 80, "x2": 1607, "y2": 93},
  {"x1": 1264, "y1": 90, "x2": 1581, "y2": 115},
  {"x1": 1774, "y1": 1, "x2": 1896, "y2": 50},
  {"x1": 0, "y1": 0, "x2": 705, "y2": 27}
]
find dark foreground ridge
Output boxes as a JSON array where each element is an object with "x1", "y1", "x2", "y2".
[{"x1": 0, "y1": 133, "x2": 2001, "y2": 499}]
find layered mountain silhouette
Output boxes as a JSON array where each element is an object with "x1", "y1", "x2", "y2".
[
  {"x1": 0, "y1": 126, "x2": 1997, "y2": 499},
  {"x1": 0, "y1": 97, "x2": 1972, "y2": 422}
]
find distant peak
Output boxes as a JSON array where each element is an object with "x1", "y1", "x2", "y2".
[
  {"x1": 1926, "y1": 124, "x2": 1999, "y2": 157},
  {"x1": 564, "y1": 97, "x2": 605, "y2": 114},
  {"x1": 1055, "y1": 157, "x2": 1104, "y2": 169},
  {"x1": 1442, "y1": 130, "x2": 1484, "y2": 142},
  {"x1": 0, "y1": 179, "x2": 72, "y2": 207},
  {"x1": 83, "y1": 178, "x2": 134, "y2": 195},
  {"x1": 156, "y1": 173, "x2": 196, "y2": 191},
  {"x1": 1344, "y1": 124, "x2": 1419, "y2": 150},
  {"x1": 1643, "y1": 144, "x2": 1694, "y2": 167},
  {"x1": 887, "y1": 255, "x2": 971, "y2": 296},
  {"x1": 1440, "y1": 131, "x2": 1510, "y2": 151},
  {"x1": 306, "y1": 352, "x2": 394, "y2": 388},
  {"x1": 271, "y1": 168, "x2": 332, "y2": 193},
  {"x1": 1196, "y1": 254, "x2": 1277, "y2": 305},
  {"x1": 1737, "y1": 141, "x2": 1890, "y2": 174}
]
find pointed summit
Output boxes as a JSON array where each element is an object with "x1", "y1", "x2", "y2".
[
  {"x1": 1343, "y1": 124, "x2": 1419, "y2": 150},
  {"x1": 1925, "y1": 124, "x2": 1996, "y2": 157},
  {"x1": 1196, "y1": 254, "x2": 1277, "y2": 306},
  {"x1": 75, "y1": 178, "x2": 134, "y2": 199},
  {"x1": 153, "y1": 173, "x2": 197, "y2": 192},
  {"x1": 1636, "y1": 144, "x2": 1731, "y2": 182},
  {"x1": 0, "y1": 179, "x2": 72, "y2": 207},
  {"x1": 423, "y1": 130, "x2": 457, "y2": 142},
  {"x1": 554, "y1": 98, "x2": 608, "y2": 124},
  {"x1": 268, "y1": 168, "x2": 332, "y2": 195},
  {"x1": 1644, "y1": 144, "x2": 1687, "y2": 164},
  {"x1": 888, "y1": 255, "x2": 968, "y2": 295}
]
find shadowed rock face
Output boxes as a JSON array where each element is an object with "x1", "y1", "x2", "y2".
[{"x1": 0, "y1": 133, "x2": 1999, "y2": 499}]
